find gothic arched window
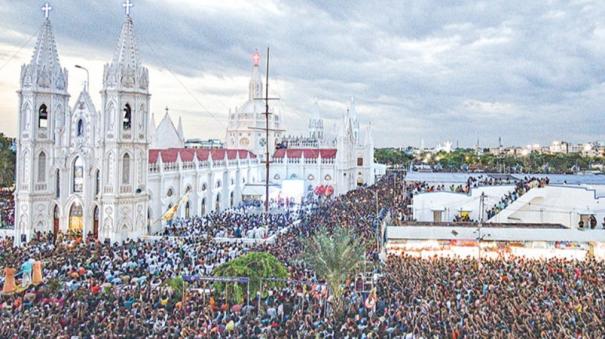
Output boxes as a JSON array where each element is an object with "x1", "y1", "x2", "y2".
[
  {"x1": 38, "y1": 104, "x2": 48, "y2": 128},
  {"x1": 95, "y1": 169, "x2": 100, "y2": 196},
  {"x1": 122, "y1": 154, "x2": 131, "y2": 185},
  {"x1": 37, "y1": 152, "x2": 46, "y2": 183},
  {"x1": 77, "y1": 119, "x2": 84, "y2": 137},
  {"x1": 55, "y1": 169, "x2": 60, "y2": 198},
  {"x1": 73, "y1": 157, "x2": 84, "y2": 193},
  {"x1": 123, "y1": 104, "x2": 132, "y2": 130}
]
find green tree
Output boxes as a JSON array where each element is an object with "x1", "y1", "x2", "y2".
[
  {"x1": 213, "y1": 252, "x2": 288, "y2": 304},
  {"x1": 0, "y1": 133, "x2": 15, "y2": 187},
  {"x1": 302, "y1": 226, "x2": 365, "y2": 320}
]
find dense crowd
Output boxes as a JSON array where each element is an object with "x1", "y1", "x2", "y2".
[
  {"x1": 161, "y1": 206, "x2": 301, "y2": 239},
  {"x1": 381, "y1": 255, "x2": 605, "y2": 338},
  {"x1": 486, "y1": 177, "x2": 549, "y2": 220},
  {"x1": 1, "y1": 173, "x2": 605, "y2": 337},
  {"x1": 0, "y1": 188, "x2": 14, "y2": 227}
]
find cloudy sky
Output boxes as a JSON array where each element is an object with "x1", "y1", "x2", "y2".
[{"x1": 0, "y1": 0, "x2": 604, "y2": 147}]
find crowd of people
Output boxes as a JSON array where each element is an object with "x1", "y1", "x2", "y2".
[
  {"x1": 381, "y1": 255, "x2": 604, "y2": 338},
  {"x1": 0, "y1": 187, "x2": 14, "y2": 227},
  {"x1": 486, "y1": 177, "x2": 549, "y2": 220},
  {"x1": 161, "y1": 204, "x2": 305, "y2": 239},
  {"x1": 1, "y1": 172, "x2": 605, "y2": 337}
]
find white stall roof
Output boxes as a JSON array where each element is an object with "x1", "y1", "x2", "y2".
[{"x1": 386, "y1": 225, "x2": 605, "y2": 242}]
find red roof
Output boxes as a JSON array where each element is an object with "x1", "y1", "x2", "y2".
[
  {"x1": 149, "y1": 148, "x2": 256, "y2": 164},
  {"x1": 272, "y1": 148, "x2": 337, "y2": 159}
]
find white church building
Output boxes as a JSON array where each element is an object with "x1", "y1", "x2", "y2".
[{"x1": 14, "y1": 3, "x2": 384, "y2": 244}]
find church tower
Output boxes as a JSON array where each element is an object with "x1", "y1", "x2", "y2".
[
  {"x1": 98, "y1": 2, "x2": 150, "y2": 242},
  {"x1": 15, "y1": 4, "x2": 70, "y2": 244},
  {"x1": 308, "y1": 101, "x2": 324, "y2": 141},
  {"x1": 225, "y1": 50, "x2": 283, "y2": 158}
]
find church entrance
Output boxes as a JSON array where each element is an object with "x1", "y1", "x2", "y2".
[
  {"x1": 68, "y1": 203, "x2": 84, "y2": 239},
  {"x1": 53, "y1": 205, "x2": 60, "y2": 239},
  {"x1": 93, "y1": 206, "x2": 99, "y2": 240}
]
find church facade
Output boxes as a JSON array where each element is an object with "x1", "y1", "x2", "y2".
[
  {"x1": 15, "y1": 10, "x2": 150, "y2": 244},
  {"x1": 14, "y1": 4, "x2": 384, "y2": 244}
]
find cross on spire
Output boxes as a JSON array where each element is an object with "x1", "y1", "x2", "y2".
[
  {"x1": 41, "y1": 2, "x2": 52, "y2": 19},
  {"x1": 165, "y1": 106, "x2": 169, "y2": 116},
  {"x1": 123, "y1": 0, "x2": 133, "y2": 16}
]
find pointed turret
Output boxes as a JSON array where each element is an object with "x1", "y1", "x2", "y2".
[
  {"x1": 309, "y1": 100, "x2": 324, "y2": 140},
  {"x1": 103, "y1": 8, "x2": 148, "y2": 91},
  {"x1": 112, "y1": 16, "x2": 140, "y2": 71},
  {"x1": 20, "y1": 14, "x2": 67, "y2": 92},
  {"x1": 148, "y1": 112, "x2": 156, "y2": 143},
  {"x1": 177, "y1": 116, "x2": 184, "y2": 141},
  {"x1": 249, "y1": 50, "x2": 263, "y2": 100}
]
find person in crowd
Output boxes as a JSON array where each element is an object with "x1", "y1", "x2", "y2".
[{"x1": 0, "y1": 172, "x2": 602, "y2": 337}]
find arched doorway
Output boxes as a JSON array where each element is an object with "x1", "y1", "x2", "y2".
[
  {"x1": 230, "y1": 191, "x2": 234, "y2": 208},
  {"x1": 215, "y1": 194, "x2": 221, "y2": 211},
  {"x1": 185, "y1": 201, "x2": 190, "y2": 219},
  {"x1": 53, "y1": 205, "x2": 60, "y2": 239},
  {"x1": 93, "y1": 206, "x2": 99, "y2": 240},
  {"x1": 201, "y1": 198, "x2": 206, "y2": 215},
  {"x1": 68, "y1": 202, "x2": 84, "y2": 238}
]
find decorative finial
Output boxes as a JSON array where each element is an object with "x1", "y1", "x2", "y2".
[
  {"x1": 252, "y1": 49, "x2": 260, "y2": 66},
  {"x1": 165, "y1": 106, "x2": 169, "y2": 116},
  {"x1": 41, "y1": 2, "x2": 52, "y2": 19},
  {"x1": 123, "y1": 0, "x2": 134, "y2": 16}
]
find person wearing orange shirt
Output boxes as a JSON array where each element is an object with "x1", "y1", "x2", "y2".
[
  {"x1": 32, "y1": 261, "x2": 43, "y2": 286},
  {"x1": 2, "y1": 267, "x2": 17, "y2": 295}
]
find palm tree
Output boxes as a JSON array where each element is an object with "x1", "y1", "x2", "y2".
[{"x1": 302, "y1": 226, "x2": 365, "y2": 319}]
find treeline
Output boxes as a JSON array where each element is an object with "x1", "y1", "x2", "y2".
[
  {"x1": 0, "y1": 133, "x2": 15, "y2": 187},
  {"x1": 375, "y1": 148, "x2": 605, "y2": 173}
]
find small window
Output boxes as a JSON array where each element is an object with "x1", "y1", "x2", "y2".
[
  {"x1": 38, "y1": 104, "x2": 48, "y2": 128},
  {"x1": 325, "y1": 175, "x2": 332, "y2": 181},
  {"x1": 201, "y1": 183, "x2": 207, "y2": 191},
  {"x1": 37, "y1": 152, "x2": 46, "y2": 183},
  {"x1": 357, "y1": 157, "x2": 364, "y2": 166},
  {"x1": 167, "y1": 188, "x2": 174, "y2": 197},
  {"x1": 216, "y1": 180, "x2": 221, "y2": 188},
  {"x1": 95, "y1": 170, "x2": 100, "y2": 196},
  {"x1": 122, "y1": 154, "x2": 131, "y2": 185},
  {"x1": 73, "y1": 157, "x2": 84, "y2": 193},
  {"x1": 77, "y1": 119, "x2": 84, "y2": 137},
  {"x1": 123, "y1": 104, "x2": 132, "y2": 130},
  {"x1": 55, "y1": 169, "x2": 60, "y2": 198}
]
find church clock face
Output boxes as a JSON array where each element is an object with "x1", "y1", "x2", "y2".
[{"x1": 240, "y1": 137, "x2": 249, "y2": 146}]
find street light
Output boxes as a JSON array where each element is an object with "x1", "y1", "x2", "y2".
[{"x1": 74, "y1": 65, "x2": 89, "y2": 92}]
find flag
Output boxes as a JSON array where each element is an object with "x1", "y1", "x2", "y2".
[{"x1": 162, "y1": 191, "x2": 191, "y2": 222}]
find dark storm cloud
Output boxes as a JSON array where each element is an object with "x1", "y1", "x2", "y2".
[{"x1": 1, "y1": 0, "x2": 605, "y2": 146}]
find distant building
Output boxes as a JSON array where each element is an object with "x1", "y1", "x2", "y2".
[{"x1": 185, "y1": 138, "x2": 224, "y2": 149}]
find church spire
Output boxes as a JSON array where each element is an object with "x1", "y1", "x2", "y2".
[
  {"x1": 249, "y1": 49, "x2": 263, "y2": 100},
  {"x1": 21, "y1": 2, "x2": 67, "y2": 91},
  {"x1": 103, "y1": 0, "x2": 148, "y2": 91},
  {"x1": 112, "y1": 14, "x2": 140, "y2": 70},
  {"x1": 177, "y1": 116, "x2": 184, "y2": 141}
]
